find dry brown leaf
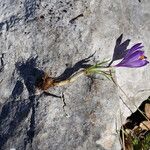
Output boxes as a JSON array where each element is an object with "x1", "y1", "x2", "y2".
[
  {"x1": 139, "y1": 121, "x2": 150, "y2": 130},
  {"x1": 145, "y1": 103, "x2": 150, "y2": 119}
]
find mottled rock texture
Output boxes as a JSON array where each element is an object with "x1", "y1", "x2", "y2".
[{"x1": 0, "y1": 0, "x2": 150, "y2": 150}]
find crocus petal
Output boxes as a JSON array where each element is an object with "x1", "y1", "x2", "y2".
[
  {"x1": 116, "y1": 59, "x2": 149, "y2": 68},
  {"x1": 125, "y1": 50, "x2": 144, "y2": 62},
  {"x1": 118, "y1": 50, "x2": 144, "y2": 65},
  {"x1": 113, "y1": 41, "x2": 149, "y2": 68},
  {"x1": 125, "y1": 43, "x2": 144, "y2": 59},
  {"x1": 115, "y1": 50, "x2": 149, "y2": 68},
  {"x1": 130, "y1": 43, "x2": 143, "y2": 51}
]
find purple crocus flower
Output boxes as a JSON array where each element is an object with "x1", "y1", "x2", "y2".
[{"x1": 115, "y1": 43, "x2": 149, "y2": 68}]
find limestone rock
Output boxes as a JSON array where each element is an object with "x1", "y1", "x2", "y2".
[{"x1": 0, "y1": 0, "x2": 150, "y2": 150}]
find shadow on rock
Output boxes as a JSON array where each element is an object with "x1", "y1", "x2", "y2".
[
  {"x1": 16, "y1": 57, "x2": 44, "y2": 149},
  {"x1": 0, "y1": 99, "x2": 31, "y2": 149},
  {"x1": 0, "y1": 54, "x2": 96, "y2": 149},
  {"x1": 15, "y1": 56, "x2": 44, "y2": 95},
  {"x1": 11, "y1": 80, "x2": 24, "y2": 99},
  {"x1": 0, "y1": 57, "x2": 43, "y2": 149},
  {"x1": 55, "y1": 52, "x2": 95, "y2": 82},
  {"x1": 108, "y1": 34, "x2": 130, "y2": 66},
  {"x1": 24, "y1": 0, "x2": 37, "y2": 22}
]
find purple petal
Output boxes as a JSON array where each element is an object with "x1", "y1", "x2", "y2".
[
  {"x1": 130, "y1": 43, "x2": 143, "y2": 51},
  {"x1": 125, "y1": 43, "x2": 144, "y2": 58},
  {"x1": 115, "y1": 59, "x2": 149, "y2": 68},
  {"x1": 115, "y1": 50, "x2": 149, "y2": 68},
  {"x1": 118, "y1": 50, "x2": 144, "y2": 65},
  {"x1": 125, "y1": 51, "x2": 144, "y2": 62}
]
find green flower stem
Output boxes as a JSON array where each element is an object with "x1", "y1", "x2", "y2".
[
  {"x1": 54, "y1": 66, "x2": 112, "y2": 87},
  {"x1": 54, "y1": 59, "x2": 112, "y2": 87},
  {"x1": 54, "y1": 70, "x2": 86, "y2": 86}
]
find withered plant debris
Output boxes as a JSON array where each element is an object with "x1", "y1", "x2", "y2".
[{"x1": 120, "y1": 96, "x2": 150, "y2": 150}]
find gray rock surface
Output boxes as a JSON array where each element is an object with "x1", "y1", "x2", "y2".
[{"x1": 0, "y1": 0, "x2": 150, "y2": 150}]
